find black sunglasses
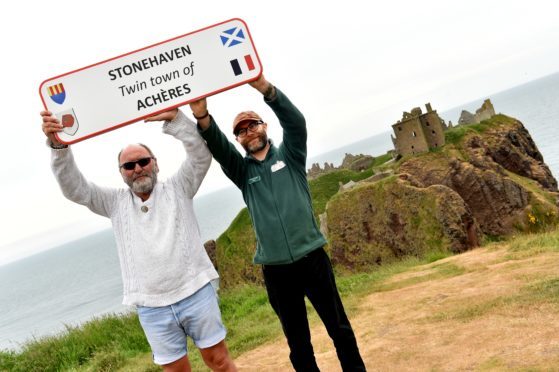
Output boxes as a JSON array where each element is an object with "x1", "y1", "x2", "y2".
[{"x1": 120, "y1": 157, "x2": 154, "y2": 170}]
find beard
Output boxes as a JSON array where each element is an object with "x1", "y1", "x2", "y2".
[
  {"x1": 125, "y1": 170, "x2": 157, "y2": 194},
  {"x1": 243, "y1": 132, "x2": 268, "y2": 154}
]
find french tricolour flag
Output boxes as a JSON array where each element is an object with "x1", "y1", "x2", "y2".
[{"x1": 230, "y1": 54, "x2": 256, "y2": 76}]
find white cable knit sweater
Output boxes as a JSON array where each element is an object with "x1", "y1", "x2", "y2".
[{"x1": 50, "y1": 111, "x2": 218, "y2": 307}]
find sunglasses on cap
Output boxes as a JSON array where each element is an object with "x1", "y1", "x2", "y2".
[
  {"x1": 119, "y1": 157, "x2": 154, "y2": 170},
  {"x1": 235, "y1": 120, "x2": 264, "y2": 138}
]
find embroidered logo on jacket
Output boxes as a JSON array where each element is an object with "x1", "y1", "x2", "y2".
[{"x1": 271, "y1": 160, "x2": 286, "y2": 173}]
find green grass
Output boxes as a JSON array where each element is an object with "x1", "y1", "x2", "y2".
[
  {"x1": 219, "y1": 285, "x2": 279, "y2": 355},
  {"x1": 444, "y1": 124, "x2": 473, "y2": 145},
  {"x1": 423, "y1": 229, "x2": 559, "y2": 324},
  {"x1": 371, "y1": 152, "x2": 393, "y2": 168},
  {"x1": 3, "y1": 227, "x2": 558, "y2": 370},
  {"x1": 443, "y1": 115, "x2": 505, "y2": 145},
  {"x1": 215, "y1": 208, "x2": 261, "y2": 288},
  {"x1": 505, "y1": 230, "x2": 559, "y2": 260},
  {"x1": 0, "y1": 249, "x2": 455, "y2": 372},
  {"x1": 525, "y1": 277, "x2": 559, "y2": 305},
  {"x1": 425, "y1": 250, "x2": 453, "y2": 263},
  {"x1": 428, "y1": 296, "x2": 515, "y2": 323},
  {"x1": 172, "y1": 285, "x2": 281, "y2": 372},
  {"x1": 309, "y1": 167, "x2": 375, "y2": 215},
  {"x1": 373, "y1": 262, "x2": 466, "y2": 293},
  {"x1": 0, "y1": 312, "x2": 149, "y2": 372},
  {"x1": 217, "y1": 208, "x2": 255, "y2": 256},
  {"x1": 427, "y1": 274, "x2": 559, "y2": 324},
  {"x1": 0, "y1": 284, "x2": 279, "y2": 372}
]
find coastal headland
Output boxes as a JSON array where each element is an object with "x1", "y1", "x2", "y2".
[{"x1": 2, "y1": 113, "x2": 558, "y2": 371}]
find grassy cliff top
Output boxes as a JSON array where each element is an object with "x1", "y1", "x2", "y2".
[{"x1": 3, "y1": 227, "x2": 558, "y2": 371}]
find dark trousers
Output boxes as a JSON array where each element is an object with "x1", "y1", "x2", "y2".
[{"x1": 262, "y1": 248, "x2": 366, "y2": 372}]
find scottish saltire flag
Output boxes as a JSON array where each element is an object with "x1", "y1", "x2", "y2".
[
  {"x1": 48, "y1": 83, "x2": 66, "y2": 104},
  {"x1": 220, "y1": 27, "x2": 245, "y2": 47},
  {"x1": 230, "y1": 55, "x2": 256, "y2": 76}
]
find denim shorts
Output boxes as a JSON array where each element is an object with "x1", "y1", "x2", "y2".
[{"x1": 137, "y1": 282, "x2": 227, "y2": 365}]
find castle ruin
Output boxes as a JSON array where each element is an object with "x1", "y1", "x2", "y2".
[
  {"x1": 458, "y1": 99, "x2": 496, "y2": 125},
  {"x1": 391, "y1": 103, "x2": 446, "y2": 156}
]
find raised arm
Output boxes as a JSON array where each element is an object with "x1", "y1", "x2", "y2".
[
  {"x1": 251, "y1": 76, "x2": 307, "y2": 167},
  {"x1": 191, "y1": 99, "x2": 247, "y2": 189},
  {"x1": 41, "y1": 111, "x2": 117, "y2": 217},
  {"x1": 147, "y1": 109, "x2": 212, "y2": 198}
]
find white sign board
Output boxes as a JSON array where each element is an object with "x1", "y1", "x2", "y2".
[{"x1": 39, "y1": 18, "x2": 262, "y2": 144}]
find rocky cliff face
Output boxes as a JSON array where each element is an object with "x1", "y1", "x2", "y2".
[
  {"x1": 477, "y1": 120, "x2": 557, "y2": 191},
  {"x1": 399, "y1": 116, "x2": 557, "y2": 236},
  {"x1": 325, "y1": 115, "x2": 558, "y2": 270},
  {"x1": 326, "y1": 176, "x2": 481, "y2": 271}
]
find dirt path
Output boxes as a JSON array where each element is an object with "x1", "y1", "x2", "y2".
[{"x1": 234, "y1": 246, "x2": 559, "y2": 371}]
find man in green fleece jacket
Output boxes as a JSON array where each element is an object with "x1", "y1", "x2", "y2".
[{"x1": 191, "y1": 74, "x2": 366, "y2": 371}]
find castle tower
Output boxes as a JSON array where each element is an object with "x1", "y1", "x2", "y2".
[{"x1": 391, "y1": 103, "x2": 446, "y2": 156}]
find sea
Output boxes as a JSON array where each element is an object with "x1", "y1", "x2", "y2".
[{"x1": 1, "y1": 72, "x2": 558, "y2": 351}]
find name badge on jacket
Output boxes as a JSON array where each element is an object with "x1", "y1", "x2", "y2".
[
  {"x1": 271, "y1": 160, "x2": 286, "y2": 172},
  {"x1": 248, "y1": 176, "x2": 261, "y2": 184}
]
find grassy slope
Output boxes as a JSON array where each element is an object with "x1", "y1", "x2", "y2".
[
  {"x1": 3, "y1": 228, "x2": 557, "y2": 371},
  {"x1": 233, "y1": 229, "x2": 559, "y2": 370}
]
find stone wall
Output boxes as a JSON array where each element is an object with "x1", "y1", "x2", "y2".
[
  {"x1": 474, "y1": 99, "x2": 496, "y2": 123},
  {"x1": 307, "y1": 154, "x2": 375, "y2": 178},
  {"x1": 393, "y1": 116, "x2": 429, "y2": 155},
  {"x1": 420, "y1": 111, "x2": 446, "y2": 149},
  {"x1": 459, "y1": 99, "x2": 496, "y2": 125},
  {"x1": 307, "y1": 162, "x2": 336, "y2": 179},
  {"x1": 392, "y1": 103, "x2": 446, "y2": 156}
]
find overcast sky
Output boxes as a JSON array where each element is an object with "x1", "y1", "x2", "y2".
[{"x1": 1, "y1": 0, "x2": 558, "y2": 264}]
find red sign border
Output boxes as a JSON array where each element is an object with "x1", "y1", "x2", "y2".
[{"x1": 39, "y1": 18, "x2": 263, "y2": 145}]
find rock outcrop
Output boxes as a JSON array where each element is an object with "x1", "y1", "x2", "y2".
[
  {"x1": 478, "y1": 121, "x2": 557, "y2": 191},
  {"x1": 341, "y1": 153, "x2": 375, "y2": 171},
  {"x1": 324, "y1": 114, "x2": 558, "y2": 272},
  {"x1": 399, "y1": 156, "x2": 530, "y2": 235},
  {"x1": 204, "y1": 240, "x2": 217, "y2": 268},
  {"x1": 399, "y1": 116, "x2": 557, "y2": 236},
  {"x1": 307, "y1": 162, "x2": 336, "y2": 179},
  {"x1": 326, "y1": 176, "x2": 481, "y2": 271},
  {"x1": 307, "y1": 154, "x2": 378, "y2": 179}
]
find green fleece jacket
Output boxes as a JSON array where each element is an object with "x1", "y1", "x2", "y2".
[{"x1": 200, "y1": 88, "x2": 327, "y2": 265}]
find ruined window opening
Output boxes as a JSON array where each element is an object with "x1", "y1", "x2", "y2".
[
  {"x1": 412, "y1": 131, "x2": 416, "y2": 137},
  {"x1": 398, "y1": 126, "x2": 402, "y2": 131}
]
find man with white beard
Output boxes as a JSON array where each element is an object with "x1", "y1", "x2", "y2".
[{"x1": 41, "y1": 110, "x2": 237, "y2": 372}]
